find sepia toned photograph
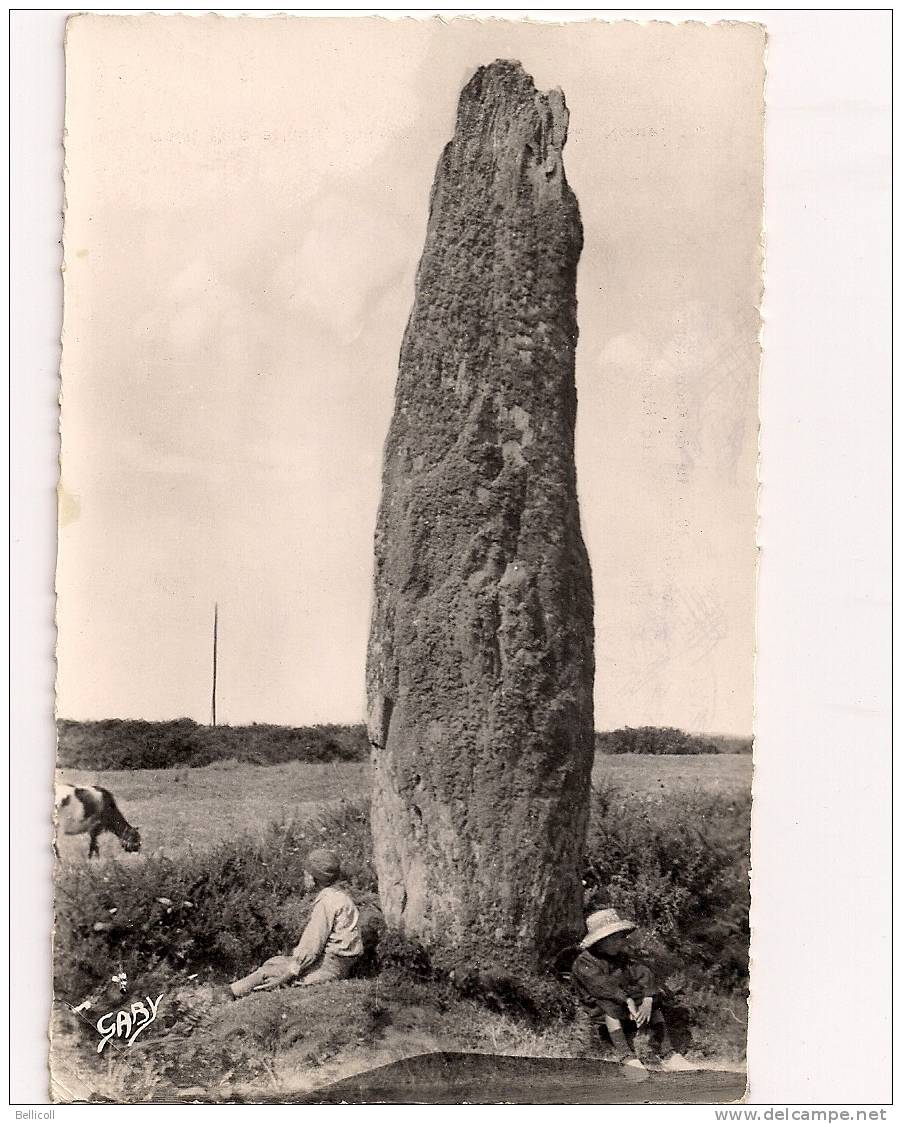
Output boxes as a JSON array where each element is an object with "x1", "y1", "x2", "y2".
[{"x1": 52, "y1": 14, "x2": 763, "y2": 1104}]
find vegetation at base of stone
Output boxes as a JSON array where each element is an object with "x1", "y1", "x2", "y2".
[
  {"x1": 584, "y1": 782, "x2": 751, "y2": 991},
  {"x1": 55, "y1": 785, "x2": 749, "y2": 1079},
  {"x1": 595, "y1": 727, "x2": 752, "y2": 756},
  {"x1": 56, "y1": 718, "x2": 370, "y2": 770}
]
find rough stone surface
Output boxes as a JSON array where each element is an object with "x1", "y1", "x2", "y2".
[{"x1": 366, "y1": 59, "x2": 594, "y2": 973}]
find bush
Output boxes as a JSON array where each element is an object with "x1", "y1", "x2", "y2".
[
  {"x1": 583, "y1": 782, "x2": 750, "y2": 990},
  {"x1": 56, "y1": 719, "x2": 370, "y2": 771},
  {"x1": 595, "y1": 726, "x2": 752, "y2": 755},
  {"x1": 55, "y1": 783, "x2": 750, "y2": 1065},
  {"x1": 452, "y1": 967, "x2": 577, "y2": 1025},
  {"x1": 53, "y1": 800, "x2": 377, "y2": 1006},
  {"x1": 58, "y1": 720, "x2": 753, "y2": 771},
  {"x1": 58, "y1": 721, "x2": 752, "y2": 771}
]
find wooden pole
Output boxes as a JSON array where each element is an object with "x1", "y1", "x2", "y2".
[{"x1": 211, "y1": 602, "x2": 218, "y2": 727}]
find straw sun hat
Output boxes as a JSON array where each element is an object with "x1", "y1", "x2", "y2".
[{"x1": 579, "y1": 908, "x2": 637, "y2": 950}]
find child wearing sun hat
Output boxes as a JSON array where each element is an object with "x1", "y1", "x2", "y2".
[{"x1": 571, "y1": 907, "x2": 695, "y2": 1072}]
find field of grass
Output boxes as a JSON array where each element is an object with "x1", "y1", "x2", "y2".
[
  {"x1": 55, "y1": 754, "x2": 751, "y2": 862},
  {"x1": 55, "y1": 760, "x2": 372, "y2": 862},
  {"x1": 52, "y1": 753, "x2": 751, "y2": 1102}
]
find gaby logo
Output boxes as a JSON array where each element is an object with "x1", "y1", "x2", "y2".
[{"x1": 95, "y1": 995, "x2": 163, "y2": 1053}]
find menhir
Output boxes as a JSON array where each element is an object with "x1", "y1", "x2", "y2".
[{"x1": 366, "y1": 59, "x2": 595, "y2": 974}]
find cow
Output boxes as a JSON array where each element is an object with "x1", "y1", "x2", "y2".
[{"x1": 55, "y1": 784, "x2": 142, "y2": 859}]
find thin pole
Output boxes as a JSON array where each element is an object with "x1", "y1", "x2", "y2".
[{"x1": 211, "y1": 602, "x2": 218, "y2": 727}]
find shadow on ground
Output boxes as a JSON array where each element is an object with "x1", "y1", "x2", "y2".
[{"x1": 177, "y1": 1052, "x2": 746, "y2": 1105}]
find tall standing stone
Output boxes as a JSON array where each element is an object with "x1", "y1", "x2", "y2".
[{"x1": 366, "y1": 60, "x2": 594, "y2": 973}]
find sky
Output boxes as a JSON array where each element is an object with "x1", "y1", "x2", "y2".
[{"x1": 58, "y1": 16, "x2": 763, "y2": 736}]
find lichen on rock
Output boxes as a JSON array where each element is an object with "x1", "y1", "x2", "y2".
[{"x1": 366, "y1": 59, "x2": 595, "y2": 973}]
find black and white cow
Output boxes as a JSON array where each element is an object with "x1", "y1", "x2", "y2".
[{"x1": 55, "y1": 784, "x2": 142, "y2": 859}]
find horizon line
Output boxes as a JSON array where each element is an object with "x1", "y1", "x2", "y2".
[{"x1": 54, "y1": 714, "x2": 754, "y2": 741}]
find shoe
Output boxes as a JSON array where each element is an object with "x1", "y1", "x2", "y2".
[
  {"x1": 623, "y1": 1057, "x2": 648, "y2": 1070},
  {"x1": 211, "y1": 985, "x2": 236, "y2": 1004},
  {"x1": 660, "y1": 1052, "x2": 696, "y2": 1072}
]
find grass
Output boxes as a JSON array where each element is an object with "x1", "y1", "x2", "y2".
[
  {"x1": 51, "y1": 974, "x2": 596, "y2": 1102},
  {"x1": 594, "y1": 753, "x2": 751, "y2": 800},
  {"x1": 55, "y1": 754, "x2": 751, "y2": 862},
  {"x1": 54, "y1": 760, "x2": 372, "y2": 861},
  {"x1": 52, "y1": 755, "x2": 751, "y2": 1101}
]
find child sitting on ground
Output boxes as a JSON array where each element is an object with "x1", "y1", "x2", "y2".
[
  {"x1": 571, "y1": 908, "x2": 694, "y2": 1072},
  {"x1": 224, "y1": 848, "x2": 363, "y2": 998}
]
